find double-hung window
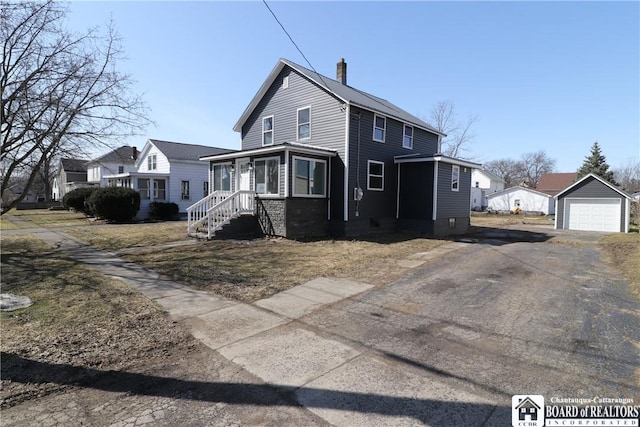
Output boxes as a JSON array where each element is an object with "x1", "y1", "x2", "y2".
[
  {"x1": 262, "y1": 116, "x2": 274, "y2": 146},
  {"x1": 297, "y1": 107, "x2": 311, "y2": 140},
  {"x1": 212, "y1": 164, "x2": 231, "y2": 191},
  {"x1": 373, "y1": 115, "x2": 386, "y2": 142},
  {"x1": 451, "y1": 165, "x2": 460, "y2": 192},
  {"x1": 367, "y1": 160, "x2": 384, "y2": 191},
  {"x1": 255, "y1": 158, "x2": 279, "y2": 195},
  {"x1": 403, "y1": 125, "x2": 413, "y2": 149},
  {"x1": 203, "y1": 181, "x2": 209, "y2": 198},
  {"x1": 138, "y1": 178, "x2": 150, "y2": 199},
  {"x1": 153, "y1": 179, "x2": 166, "y2": 199},
  {"x1": 148, "y1": 155, "x2": 157, "y2": 171},
  {"x1": 293, "y1": 156, "x2": 326, "y2": 197},
  {"x1": 181, "y1": 180, "x2": 190, "y2": 200}
]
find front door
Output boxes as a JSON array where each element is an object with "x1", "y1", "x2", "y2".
[{"x1": 237, "y1": 158, "x2": 251, "y2": 191}]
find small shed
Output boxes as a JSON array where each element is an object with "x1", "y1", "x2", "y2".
[
  {"x1": 555, "y1": 173, "x2": 631, "y2": 233},
  {"x1": 486, "y1": 186, "x2": 554, "y2": 214}
]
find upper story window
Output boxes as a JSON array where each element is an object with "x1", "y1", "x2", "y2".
[
  {"x1": 293, "y1": 156, "x2": 326, "y2": 197},
  {"x1": 148, "y1": 154, "x2": 157, "y2": 171},
  {"x1": 403, "y1": 125, "x2": 413, "y2": 149},
  {"x1": 262, "y1": 116, "x2": 274, "y2": 146},
  {"x1": 452, "y1": 165, "x2": 460, "y2": 192},
  {"x1": 255, "y1": 157, "x2": 279, "y2": 195},
  {"x1": 118, "y1": 165, "x2": 124, "y2": 174},
  {"x1": 367, "y1": 160, "x2": 384, "y2": 191},
  {"x1": 373, "y1": 114, "x2": 386, "y2": 142},
  {"x1": 297, "y1": 107, "x2": 311, "y2": 140}
]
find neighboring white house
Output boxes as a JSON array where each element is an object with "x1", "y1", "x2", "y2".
[
  {"x1": 52, "y1": 158, "x2": 95, "y2": 201},
  {"x1": 486, "y1": 186, "x2": 555, "y2": 215},
  {"x1": 470, "y1": 169, "x2": 505, "y2": 210},
  {"x1": 103, "y1": 139, "x2": 234, "y2": 218},
  {"x1": 87, "y1": 146, "x2": 138, "y2": 187}
]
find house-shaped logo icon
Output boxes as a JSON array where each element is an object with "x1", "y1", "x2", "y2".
[{"x1": 512, "y1": 395, "x2": 544, "y2": 427}]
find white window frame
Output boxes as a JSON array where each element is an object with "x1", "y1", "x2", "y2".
[
  {"x1": 403, "y1": 124, "x2": 413, "y2": 149},
  {"x1": 181, "y1": 180, "x2": 190, "y2": 200},
  {"x1": 292, "y1": 155, "x2": 327, "y2": 198},
  {"x1": 262, "y1": 115, "x2": 274, "y2": 146},
  {"x1": 254, "y1": 156, "x2": 280, "y2": 196},
  {"x1": 138, "y1": 178, "x2": 150, "y2": 199},
  {"x1": 373, "y1": 114, "x2": 386, "y2": 143},
  {"x1": 153, "y1": 179, "x2": 166, "y2": 200},
  {"x1": 147, "y1": 154, "x2": 157, "y2": 171},
  {"x1": 212, "y1": 162, "x2": 232, "y2": 192},
  {"x1": 367, "y1": 160, "x2": 384, "y2": 191},
  {"x1": 451, "y1": 165, "x2": 460, "y2": 192},
  {"x1": 297, "y1": 106, "x2": 311, "y2": 141}
]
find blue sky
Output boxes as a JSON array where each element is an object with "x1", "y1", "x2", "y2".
[{"x1": 68, "y1": 1, "x2": 639, "y2": 172}]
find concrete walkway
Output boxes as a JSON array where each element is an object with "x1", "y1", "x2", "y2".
[{"x1": 4, "y1": 218, "x2": 497, "y2": 426}]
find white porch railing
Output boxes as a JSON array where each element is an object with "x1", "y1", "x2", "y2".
[{"x1": 187, "y1": 190, "x2": 255, "y2": 238}]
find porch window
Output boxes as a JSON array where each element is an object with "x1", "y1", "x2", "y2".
[
  {"x1": 203, "y1": 181, "x2": 209, "y2": 198},
  {"x1": 154, "y1": 179, "x2": 166, "y2": 200},
  {"x1": 373, "y1": 114, "x2": 386, "y2": 142},
  {"x1": 367, "y1": 160, "x2": 384, "y2": 191},
  {"x1": 138, "y1": 178, "x2": 150, "y2": 199},
  {"x1": 148, "y1": 155, "x2": 157, "y2": 171},
  {"x1": 297, "y1": 107, "x2": 311, "y2": 140},
  {"x1": 262, "y1": 116, "x2": 274, "y2": 146},
  {"x1": 403, "y1": 125, "x2": 413, "y2": 149},
  {"x1": 452, "y1": 165, "x2": 460, "y2": 192},
  {"x1": 181, "y1": 180, "x2": 190, "y2": 200},
  {"x1": 213, "y1": 164, "x2": 231, "y2": 191},
  {"x1": 255, "y1": 157, "x2": 279, "y2": 195},
  {"x1": 293, "y1": 156, "x2": 326, "y2": 197}
]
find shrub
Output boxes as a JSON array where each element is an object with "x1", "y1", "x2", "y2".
[
  {"x1": 62, "y1": 187, "x2": 98, "y2": 214},
  {"x1": 149, "y1": 202, "x2": 179, "y2": 220},
  {"x1": 87, "y1": 187, "x2": 140, "y2": 222}
]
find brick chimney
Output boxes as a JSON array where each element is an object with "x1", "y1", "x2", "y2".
[
  {"x1": 131, "y1": 146, "x2": 138, "y2": 160},
  {"x1": 337, "y1": 58, "x2": 347, "y2": 85}
]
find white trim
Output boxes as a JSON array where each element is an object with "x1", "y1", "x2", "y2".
[
  {"x1": 262, "y1": 115, "x2": 274, "y2": 146},
  {"x1": 284, "y1": 152, "x2": 289, "y2": 198},
  {"x1": 235, "y1": 157, "x2": 251, "y2": 192},
  {"x1": 367, "y1": 160, "x2": 384, "y2": 191},
  {"x1": 396, "y1": 163, "x2": 401, "y2": 218},
  {"x1": 292, "y1": 155, "x2": 328, "y2": 198},
  {"x1": 297, "y1": 106, "x2": 311, "y2": 141},
  {"x1": 373, "y1": 114, "x2": 386, "y2": 143},
  {"x1": 200, "y1": 142, "x2": 336, "y2": 162},
  {"x1": 432, "y1": 161, "x2": 439, "y2": 220},
  {"x1": 212, "y1": 162, "x2": 233, "y2": 192},
  {"x1": 625, "y1": 198, "x2": 630, "y2": 233},
  {"x1": 327, "y1": 158, "x2": 332, "y2": 220},
  {"x1": 554, "y1": 173, "x2": 632, "y2": 200},
  {"x1": 563, "y1": 197, "x2": 622, "y2": 232},
  {"x1": 402, "y1": 124, "x2": 413, "y2": 150},
  {"x1": 344, "y1": 104, "x2": 350, "y2": 221},
  {"x1": 254, "y1": 156, "x2": 280, "y2": 196},
  {"x1": 451, "y1": 164, "x2": 460, "y2": 192},
  {"x1": 394, "y1": 155, "x2": 481, "y2": 169}
]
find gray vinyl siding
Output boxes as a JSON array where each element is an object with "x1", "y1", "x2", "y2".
[
  {"x1": 436, "y1": 162, "x2": 472, "y2": 219},
  {"x1": 241, "y1": 67, "x2": 346, "y2": 155},
  {"x1": 556, "y1": 176, "x2": 627, "y2": 230}
]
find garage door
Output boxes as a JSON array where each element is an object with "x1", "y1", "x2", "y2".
[{"x1": 565, "y1": 199, "x2": 621, "y2": 232}]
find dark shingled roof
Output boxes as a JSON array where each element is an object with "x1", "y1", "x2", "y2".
[
  {"x1": 60, "y1": 158, "x2": 88, "y2": 172},
  {"x1": 536, "y1": 173, "x2": 577, "y2": 195},
  {"x1": 91, "y1": 146, "x2": 137, "y2": 164},
  {"x1": 148, "y1": 139, "x2": 236, "y2": 161}
]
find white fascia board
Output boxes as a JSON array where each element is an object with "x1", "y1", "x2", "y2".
[
  {"x1": 432, "y1": 161, "x2": 439, "y2": 221},
  {"x1": 344, "y1": 103, "x2": 350, "y2": 222},
  {"x1": 395, "y1": 155, "x2": 481, "y2": 169},
  {"x1": 200, "y1": 144, "x2": 337, "y2": 162},
  {"x1": 554, "y1": 173, "x2": 632, "y2": 199}
]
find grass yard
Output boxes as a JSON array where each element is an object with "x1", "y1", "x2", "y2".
[
  {"x1": 65, "y1": 221, "x2": 188, "y2": 250},
  {"x1": 0, "y1": 235, "x2": 195, "y2": 408},
  {"x1": 2, "y1": 209, "x2": 90, "y2": 229},
  {"x1": 124, "y1": 235, "x2": 446, "y2": 302},
  {"x1": 600, "y1": 232, "x2": 640, "y2": 299},
  {"x1": 470, "y1": 211, "x2": 554, "y2": 228},
  {"x1": 0, "y1": 215, "x2": 19, "y2": 230}
]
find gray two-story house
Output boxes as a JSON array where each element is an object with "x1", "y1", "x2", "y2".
[{"x1": 188, "y1": 58, "x2": 478, "y2": 239}]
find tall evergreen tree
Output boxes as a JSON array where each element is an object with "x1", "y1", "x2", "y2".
[{"x1": 576, "y1": 142, "x2": 616, "y2": 184}]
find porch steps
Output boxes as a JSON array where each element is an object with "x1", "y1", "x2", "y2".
[{"x1": 190, "y1": 215, "x2": 260, "y2": 240}]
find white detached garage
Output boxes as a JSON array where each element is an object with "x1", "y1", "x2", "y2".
[{"x1": 555, "y1": 173, "x2": 631, "y2": 233}]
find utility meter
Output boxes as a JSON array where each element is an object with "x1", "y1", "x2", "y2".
[{"x1": 354, "y1": 187, "x2": 364, "y2": 201}]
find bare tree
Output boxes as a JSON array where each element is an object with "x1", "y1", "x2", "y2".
[
  {"x1": 1, "y1": 1, "x2": 150, "y2": 213},
  {"x1": 426, "y1": 100, "x2": 478, "y2": 159},
  {"x1": 483, "y1": 158, "x2": 524, "y2": 188},
  {"x1": 521, "y1": 150, "x2": 555, "y2": 188},
  {"x1": 613, "y1": 158, "x2": 640, "y2": 193}
]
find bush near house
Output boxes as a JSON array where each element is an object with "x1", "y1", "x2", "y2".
[
  {"x1": 87, "y1": 187, "x2": 140, "y2": 222},
  {"x1": 149, "y1": 202, "x2": 179, "y2": 220},
  {"x1": 62, "y1": 187, "x2": 98, "y2": 215}
]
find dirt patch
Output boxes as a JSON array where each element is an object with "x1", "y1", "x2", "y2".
[
  {"x1": 0, "y1": 235, "x2": 197, "y2": 408},
  {"x1": 600, "y1": 233, "x2": 640, "y2": 299}
]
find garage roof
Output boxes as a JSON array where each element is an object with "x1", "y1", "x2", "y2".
[{"x1": 554, "y1": 173, "x2": 631, "y2": 199}]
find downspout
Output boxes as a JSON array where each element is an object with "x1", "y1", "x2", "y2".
[
  {"x1": 344, "y1": 103, "x2": 350, "y2": 222},
  {"x1": 432, "y1": 161, "x2": 439, "y2": 221}
]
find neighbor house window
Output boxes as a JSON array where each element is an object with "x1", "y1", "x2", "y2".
[
  {"x1": 373, "y1": 114, "x2": 386, "y2": 142},
  {"x1": 118, "y1": 165, "x2": 124, "y2": 174},
  {"x1": 403, "y1": 125, "x2": 413, "y2": 149},
  {"x1": 148, "y1": 154, "x2": 157, "y2": 171},
  {"x1": 282, "y1": 76, "x2": 289, "y2": 89},
  {"x1": 255, "y1": 157, "x2": 279, "y2": 195},
  {"x1": 212, "y1": 164, "x2": 231, "y2": 191},
  {"x1": 297, "y1": 107, "x2": 311, "y2": 140},
  {"x1": 451, "y1": 165, "x2": 460, "y2": 191},
  {"x1": 138, "y1": 178, "x2": 150, "y2": 199},
  {"x1": 181, "y1": 180, "x2": 190, "y2": 200},
  {"x1": 203, "y1": 181, "x2": 209, "y2": 198},
  {"x1": 153, "y1": 179, "x2": 166, "y2": 199},
  {"x1": 262, "y1": 116, "x2": 274, "y2": 146},
  {"x1": 367, "y1": 160, "x2": 384, "y2": 191},
  {"x1": 293, "y1": 156, "x2": 326, "y2": 197}
]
